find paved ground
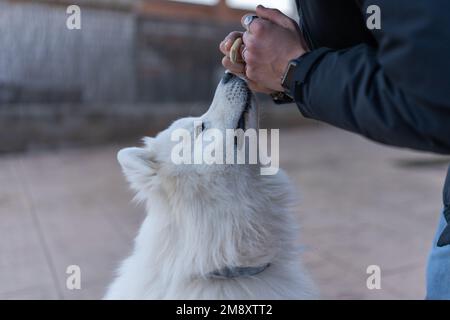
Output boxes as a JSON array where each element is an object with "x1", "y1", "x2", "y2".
[{"x1": 0, "y1": 124, "x2": 449, "y2": 299}]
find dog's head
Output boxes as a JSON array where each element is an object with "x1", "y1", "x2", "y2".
[{"x1": 117, "y1": 73, "x2": 267, "y2": 203}]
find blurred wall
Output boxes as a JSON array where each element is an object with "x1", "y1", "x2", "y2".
[
  {"x1": 0, "y1": 0, "x2": 247, "y2": 152},
  {"x1": 0, "y1": 1, "x2": 136, "y2": 104},
  {"x1": 0, "y1": 0, "x2": 247, "y2": 105},
  {"x1": 136, "y1": 17, "x2": 227, "y2": 103}
]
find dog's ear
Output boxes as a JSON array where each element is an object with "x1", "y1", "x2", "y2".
[{"x1": 117, "y1": 146, "x2": 158, "y2": 190}]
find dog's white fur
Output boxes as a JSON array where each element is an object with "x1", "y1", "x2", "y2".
[{"x1": 105, "y1": 74, "x2": 316, "y2": 299}]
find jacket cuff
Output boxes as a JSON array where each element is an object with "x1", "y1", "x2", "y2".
[{"x1": 291, "y1": 48, "x2": 333, "y2": 115}]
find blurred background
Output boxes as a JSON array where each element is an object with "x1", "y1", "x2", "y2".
[{"x1": 1, "y1": 0, "x2": 449, "y2": 299}]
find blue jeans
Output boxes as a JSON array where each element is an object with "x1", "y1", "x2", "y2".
[{"x1": 426, "y1": 212, "x2": 450, "y2": 299}]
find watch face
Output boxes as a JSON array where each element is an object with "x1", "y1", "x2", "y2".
[{"x1": 282, "y1": 61, "x2": 297, "y2": 91}]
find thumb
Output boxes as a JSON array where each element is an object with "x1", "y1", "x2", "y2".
[{"x1": 256, "y1": 5, "x2": 295, "y2": 30}]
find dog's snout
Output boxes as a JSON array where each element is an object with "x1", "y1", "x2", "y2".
[{"x1": 221, "y1": 72, "x2": 236, "y2": 84}]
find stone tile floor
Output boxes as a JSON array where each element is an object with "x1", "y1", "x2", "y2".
[{"x1": 0, "y1": 124, "x2": 448, "y2": 299}]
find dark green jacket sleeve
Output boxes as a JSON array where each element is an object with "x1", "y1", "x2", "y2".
[
  {"x1": 293, "y1": 0, "x2": 450, "y2": 154},
  {"x1": 292, "y1": 0, "x2": 450, "y2": 246}
]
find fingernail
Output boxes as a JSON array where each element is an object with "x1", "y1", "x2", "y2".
[{"x1": 257, "y1": 4, "x2": 265, "y2": 9}]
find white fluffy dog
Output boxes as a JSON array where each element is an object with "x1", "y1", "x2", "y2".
[{"x1": 105, "y1": 73, "x2": 316, "y2": 299}]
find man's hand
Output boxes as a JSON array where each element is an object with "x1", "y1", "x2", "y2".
[
  {"x1": 220, "y1": 5, "x2": 309, "y2": 93},
  {"x1": 219, "y1": 31, "x2": 274, "y2": 93}
]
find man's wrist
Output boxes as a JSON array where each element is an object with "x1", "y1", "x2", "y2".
[
  {"x1": 271, "y1": 52, "x2": 309, "y2": 104},
  {"x1": 282, "y1": 52, "x2": 310, "y2": 96}
]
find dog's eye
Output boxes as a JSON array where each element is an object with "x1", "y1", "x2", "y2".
[
  {"x1": 195, "y1": 122, "x2": 205, "y2": 138},
  {"x1": 197, "y1": 123, "x2": 205, "y2": 133}
]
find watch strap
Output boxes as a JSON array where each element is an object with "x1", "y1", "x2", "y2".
[
  {"x1": 271, "y1": 48, "x2": 333, "y2": 105},
  {"x1": 287, "y1": 48, "x2": 333, "y2": 97}
]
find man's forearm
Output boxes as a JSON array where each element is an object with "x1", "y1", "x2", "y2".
[{"x1": 292, "y1": 44, "x2": 450, "y2": 154}]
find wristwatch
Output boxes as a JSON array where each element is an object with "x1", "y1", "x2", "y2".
[
  {"x1": 281, "y1": 59, "x2": 299, "y2": 97},
  {"x1": 271, "y1": 58, "x2": 302, "y2": 104}
]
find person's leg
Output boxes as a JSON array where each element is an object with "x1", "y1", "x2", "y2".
[{"x1": 426, "y1": 212, "x2": 450, "y2": 299}]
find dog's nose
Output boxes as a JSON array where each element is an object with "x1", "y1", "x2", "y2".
[{"x1": 221, "y1": 72, "x2": 236, "y2": 84}]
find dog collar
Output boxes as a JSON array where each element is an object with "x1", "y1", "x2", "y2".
[{"x1": 208, "y1": 263, "x2": 270, "y2": 280}]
